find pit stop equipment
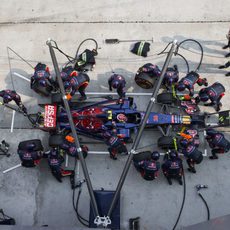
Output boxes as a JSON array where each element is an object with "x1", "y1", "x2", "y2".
[{"x1": 46, "y1": 39, "x2": 177, "y2": 227}]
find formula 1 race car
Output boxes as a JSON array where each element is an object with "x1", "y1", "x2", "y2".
[{"x1": 26, "y1": 94, "x2": 226, "y2": 145}]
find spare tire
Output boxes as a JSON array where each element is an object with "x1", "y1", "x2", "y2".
[
  {"x1": 158, "y1": 136, "x2": 175, "y2": 149},
  {"x1": 51, "y1": 93, "x2": 62, "y2": 104},
  {"x1": 135, "y1": 72, "x2": 155, "y2": 89},
  {"x1": 133, "y1": 151, "x2": 152, "y2": 162},
  {"x1": 18, "y1": 139, "x2": 43, "y2": 151},
  {"x1": 157, "y1": 93, "x2": 175, "y2": 104},
  {"x1": 49, "y1": 134, "x2": 65, "y2": 147}
]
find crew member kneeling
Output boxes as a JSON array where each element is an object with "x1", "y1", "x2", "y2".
[
  {"x1": 206, "y1": 128, "x2": 230, "y2": 159},
  {"x1": 162, "y1": 150, "x2": 183, "y2": 185},
  {"x1": 133, "y1": 151, "x2": 160, "y2": 181}
]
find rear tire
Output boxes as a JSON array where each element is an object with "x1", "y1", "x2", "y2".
[
  {"x1": 135, "y1": 72, "x2": 155, "y2": 89},
  {"x1": 31, "y1": 81, "x2": 52, "y2": 97},
  {"x1": 49, "y1": 134, "x2": 65, "y2": 147},
  {"x1": 158, "y1": 136, "x2": 175, "y2": 149},
  {"x1": 18, "y1": 139, "x2": 43, "y2": 151},
  {"x1": 133, "y1": 151, "x2": 152, "y2": 161},
  {"x1": 157, "y1": 93, "x2": 175, "y2": 104},
  {"x1": 51, "y1": 93, "x2": 62, "y2": 104}
]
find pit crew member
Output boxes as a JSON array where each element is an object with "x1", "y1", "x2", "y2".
[
  {"x1": 108, "y1": 74, "x2": 126, "y2": 99},
  {"x1": 48, "y1": 147, "x2": 75, "y2": 182},
  {"x1": 195, "y1": 82, "x2": 225, "y2": 111},
  {"x1": 18, "y1": 143, "x2": 43, "y2": 167},
  {"x1": 205, "y1": 128, "x2": 230, "y2": 159},
  {"x1": 133, "y1": 151, "x2": 160, "y2": 180},
  {"x1": 177, "y1": 71, "x2": 208, "y2": 96},
  {"x1": 64, "y1": 72, "x2": 90, "y2": 101},
  {"x1": 161, "y1": 150, "x2": 183, "y2": 185},
  {"x1": 0, "y1": 89, "x2": 27, "y2": 114}
]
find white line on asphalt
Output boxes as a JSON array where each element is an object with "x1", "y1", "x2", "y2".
[
  {"x1": 3, "y1": 164, "x2": 21, "y2": 174},
  {"x1": 65, "y1": 154, "x2": 69, "y2": 167},
  {"x1": 88, "y1": 151, "x2": 208, "y2": 157},
  {"x1": 83, "y1": 92, "x2": 152, "y2": 96},
  {"x1": 10, "y1": 110, "x2": 15, "y2": 133},
  {"x1": 76, "y1": 161, "x2": 80, "y2": 180},
  {"x1": 13, "y1": 72, "x2": 30, "y2": 82}
]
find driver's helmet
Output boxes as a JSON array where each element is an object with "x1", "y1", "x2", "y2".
[
  {"x1": 3, "y1": 94, "x2": 12, "y2": 103},
  {"x1": 112, "y1": 80, "x2": 120, "y2": 89},
  {"x1": 39, "y1": 79, "x2": 47, "y2": 87},
  {"x1": 206, "y1": 128, "x2": 217, "y2": 137},
  {"x1": 117, "y1": 113, "x2": 127, "y2": 122},
  {"x1": 169, "y1": 150, "x2": 177, "y2": 159},
  {"x1": 151, "y1": 151, "x2": 160, "y2": 161},
  {"x1": 27, "y1": 143, "x2": 36, "y2": 151},
  {"x1": 64, "y1": 81, "x2": 71, "y2": 89},
  {"x1": 177, "y1": 82, "x2": 186, "y2": 91},
  {"x1": 180, "y1": 138, "x2": 189, "y2": 148}
]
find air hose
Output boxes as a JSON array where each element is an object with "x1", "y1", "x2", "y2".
[
  {"x1": 172, "y1": 166, "x2": 186, "y2": 230},
  {"x1": 176, "y1": 39, "x2": 204, "y2": 72},
  {"x1": 157, "y1": 42, "x2": 190, "y2": 74},
  {"x1": 158, "y1": 38, "x2": 204, "y2": 74},
  {"x1": 49, "y1": 38, "x2": 98, "y2": 68},
  {"x1": 71, "y1": 158, "x2": 89, "y2": 227},
  {"x1": 196, "y1": 184, "x2": 210, "y2": 221},
  {"x1": 75, "y1": 38, "x2": 98, "y2": 60}
]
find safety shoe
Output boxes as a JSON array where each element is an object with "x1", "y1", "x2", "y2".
[
  {"x1": 188, "y1": 168, "x2": 196, "y2": 173},
  {"x1": 222, "y1": 45, "x2": 229, "y2": 49},
  {"x1": 225, "y1": 72, "x2": 230, "y2": 77},
  {"x1": 79, "y1": 95, "x2": 87, "y2": 101},
  {"x1": 218, "y1": 65, "x2": 226, "y2": 69},
  {"x1": 209, "y1": 156, "x2": 218, "y2": 160},
  {"x1": 225, "y1": 53, "x2": 230, "y2": 58},
  {"x1": 167, "y1": 177, "x2": 172, "y2": 185},
  {"x1": 110, "y1": 153, "x2": 117, "y2": 160},
  {"x1": 195, "y1": 97, "x2": 200, "y2": 104},
  {"x1": 178, "y1": 178, "x2": 183, "y2": 185}
]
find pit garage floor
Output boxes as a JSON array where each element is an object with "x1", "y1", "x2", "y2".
[{"x1": 0, "y1": 1, "x2": 230, "y2": 229}]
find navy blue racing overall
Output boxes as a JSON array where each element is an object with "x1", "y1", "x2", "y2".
[
  {"x1": 32, "y1": 63, "x2": 52, "y2": 88},
  {"x1": 196, "y1": 82, "x2": 225, "y2": 111},
  {"x1": 48, "y1": 148, "x2": 74, "y2": 182},
  {"x1": 177, "y1": 71, "x2": 208, "y2": 96},
  {"x1": 134, "y1": 159, "x2": 160, "y2": 180},
  {"x1": 137, "y1": 63, "x2": 161, "y2": 78},
  {"x1": 162, "y1": 151, "x2": 183, "y2": 185},
  {"x1": 108, "y1": 74, "x2": 126, "y2": 99},
  {"x1": 163, "y1": 65, "x2": 179, "y2": 90},
  {"x1": 18, "y1": 144, "x2": 43, "y2": 168},
  {"x1": 65, "y1": 72, "x2": 90, "y2": 100},
  {"x1": 206, "y1": 129, "x2": 230, "y2": 159},
  {"x1": 181, "y1": 143, "x2": 203, "y2": 173},
  {"x1": 0, "y1": 89, "x2": 27, "y2": 114},
  {"x1": 102, "y1": 130, "x2": 127, "y2": 160}
]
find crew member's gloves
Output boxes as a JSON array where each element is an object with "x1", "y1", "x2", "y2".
[
  {"x1": 66, "y1": 93, "x2": 72, "y2": 101},
  {"x1": 65, "y1": 135, "x2": 75, "y2": 143}
]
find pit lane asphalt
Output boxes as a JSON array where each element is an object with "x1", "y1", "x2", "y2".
[{"x1": 0, "y1": 1, "x2": 230, "y2": 229}]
